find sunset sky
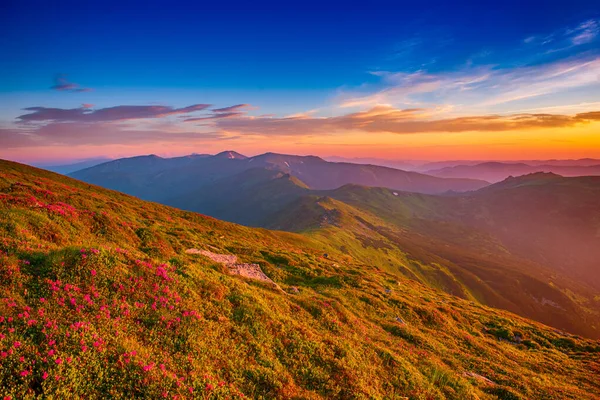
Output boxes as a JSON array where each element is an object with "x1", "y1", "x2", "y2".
[{"x1": 1, "y1": 0, "x2": 600, "y2": 163}]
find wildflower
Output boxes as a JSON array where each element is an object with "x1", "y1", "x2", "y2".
[
  {"x1": 205, "y1": 383, "x2": 214, "y2": 391},
  {"x1": 48, "y1": 349, "x2": 55, "y2": 356},
  {"x1": 42, "y1": 371, "x2": 48, "y2": 380},
  {"x1": 91, "y1": 269, "x2": 97, "y2": 276},
  {"x1": 13, "y1": 341, "x2": 21, "y2": 348},
  {"x1": 20, "y1": 370, "x2": 29, "y2": 377},
  {"x1": 55, "y1": 358, "x2": 62, "y2": 364},
  {"x1": 143, "y1": 363, "x2": 154, "y2": 372},
  {"x1": 40, "y1": 297, "x2": 46, "y2": 303}
]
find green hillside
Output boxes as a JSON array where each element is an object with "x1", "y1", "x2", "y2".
[
  {"x1": 167, "y1": 168, "x2": 600, "y2": 338},
  {"x1": 266, "y1": 183, "x2": 600, "y2": 339},
  {"x1": 1, "y1": 159, "x2": 599, "y2": 399}
]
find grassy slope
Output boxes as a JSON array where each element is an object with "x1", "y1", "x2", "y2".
[
  {"x1": 267, "y1": 185, "x2": 600, "y2": 339},
  {"x1": 0, "y1": 160, "x2": 599, "y2": 399}
]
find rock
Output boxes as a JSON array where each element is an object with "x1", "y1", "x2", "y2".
[
  {"x1": 186, "y1": 249, "x2": 238, "y2": 264},
  {"x1": 463, "y1": 371, "x2": 495, "y2": 386},
  {"x1": 185, "y1": 249, "x2": 279, "y2": 288},
  {"x1": 514, "y1": 333, "x2": 523, "y2": 344},
  {"x1": 227, "y1": 263, "x2": 274, "y2": 284},
  {"x1": 395, "y1": 317, "x2": 405, "y2": 324}
]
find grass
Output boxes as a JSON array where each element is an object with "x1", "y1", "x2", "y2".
[{"x1": 0, "y1": 159, "x2": 599, "y2": 399}]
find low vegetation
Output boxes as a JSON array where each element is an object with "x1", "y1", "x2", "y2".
[{"x1": 1, "y1": 160, "x2": 599, "y2": 399}]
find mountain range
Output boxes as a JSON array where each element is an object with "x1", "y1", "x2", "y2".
[
  {"x1": 1, "y1": 159, "x2": 599, "y2": 399},
  {"x1": 425, "y1": 162, "x2": 600, "y2": 182},
  {"x1": 67, "y1": 152, "x2": 600, "y2": 339},
  {"x1": 70, "y1": 151, "x2": 488, "y2": 200}
]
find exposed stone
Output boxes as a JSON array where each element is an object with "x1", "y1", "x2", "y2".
[
  {"x1": 463, "y1": 371, "x2": 496, "y2": 386},
  {"x1": 186, "y1": 248, "x2": 279, "y2": 288}
]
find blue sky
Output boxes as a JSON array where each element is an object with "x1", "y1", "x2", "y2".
[{"x1": 1, "y1": 0, "x2": 599, "y2": 162}]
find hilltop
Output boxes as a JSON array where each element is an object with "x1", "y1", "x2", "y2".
[{"x1": 1, "y1": 159, "x2": 599, "y2": 399}]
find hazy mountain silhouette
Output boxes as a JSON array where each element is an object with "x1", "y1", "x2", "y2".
[{"x1": 426, "y1": 161, "x2": 600, "y2": 182}]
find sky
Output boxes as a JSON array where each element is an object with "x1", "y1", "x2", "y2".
[{"x1": 1, "y1": 0, "x2": 600, "y2": 163}]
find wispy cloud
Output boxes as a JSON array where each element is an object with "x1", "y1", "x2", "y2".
[
  {"x1": 568, "y1": 19, "x2": 599, "y2": 45},
  {"x1": 524, "y1": 19, "x2": 599, "y2": 54},
  {"x1": 336, "y1": 54, "x2": 600, "y2": 114},
  {"x1": 0, "y1": 122, "x2": 225, "y2": 148},
  {"x1": 17, "y1": 104, "x2": 212, "y2": 123},
  {"x1": 212, "y1": 104, "x2": 253, "y2": 113},
  {"x1": 211, "y1": 105, "x2": 600, "y2": 136},
  {"x1": 50, "y1": 74, "x2": 93, "y2": 92},
  {"x1": 184, "y1": 104, "x2": 256, "y2": 122}
]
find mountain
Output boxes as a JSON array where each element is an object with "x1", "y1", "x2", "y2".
[
  {"x1": 34, "y1": 158, "x2": 112, "y2": 175},
  {"x1": 324, "y1": 156, "x2": 419, "y2": 171},
  {"x1": 70, "y1": 152, "x2": 489, "y2": 203},
  {"x1": 170, "y1": 171, "x2": 600, "y2": 338},
  {"x1": 1, "y1": 159, "x2": 599, "y2": 399},
  {"x1": 418, "y1": 158, "x2": 600, "y2": 173},
  {"x1": 70, "y1": 153, "x2": 600, "y2": 338},
  {"x1": 426, "y1": 162, "x2": 600, "y2": 182},
  {"x1": 265, "y1": 181, "x2": 600, "y2": 339}
]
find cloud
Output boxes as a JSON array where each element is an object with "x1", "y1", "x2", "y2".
[
  {"x1": 0, "y1": 122, "x2": 225, "y2": 149},
  {"x1": 568, "y1": 19, "x2": 599, "y2": 45},
  {"x1": 212, "y1": 105, "x2": 600, "y2": 136},
  {"x1": 212, "y1": 104, "x2": 252, "y2": 113},
  {"x1": 184, "y1": 112, "x2": 245, "y2": 122},
  {"x1": 50, "y1": 74, "x2": 93, "y2": 92},
  {"x1": 17, "y1": 104, "x2": 212, "y2": 123},
  {"x1": 524, "y1": 19, "x2": 599, "y2": 54},
  {"x1": 182, "y1": 104, "x2": 256, "y2": 122},
  {"x1": 337, "y1": 55, "x2": 600, "y2": 112},
  {"x1": 574, "y1": 111, "x2": 600, "y2": 121}
]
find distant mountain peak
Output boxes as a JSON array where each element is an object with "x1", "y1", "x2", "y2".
[
  {"x1": 506, "y1": 171, "x2": 563, "y2": 180},
  {"x1": 214, "y1": 150, "x2": 247, "y2": 160},
  {"x1": 257, "y1": 152, "x2": 326, "y2": 162}
]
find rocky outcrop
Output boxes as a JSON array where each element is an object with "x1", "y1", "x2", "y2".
[{"x1": 186, "y1": 248, "x2": 278, "y2": 288}]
